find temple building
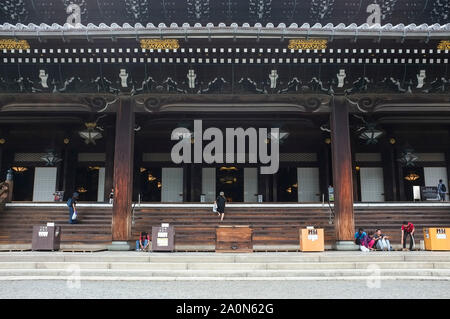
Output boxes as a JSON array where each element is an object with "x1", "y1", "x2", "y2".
[{"x1": 0, "y1": 0, "x2": 449, "y2": 250}]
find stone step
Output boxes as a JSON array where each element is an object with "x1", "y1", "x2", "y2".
[
  {"x1": 1, "y1": 261, "x2": 450, "y2": 270},
  {"x1": 2, "y1": 253, "x2": 450, "y2": 263},
  {"x1": 0, "y1": 268, "x2": 450, "y2": 278}
]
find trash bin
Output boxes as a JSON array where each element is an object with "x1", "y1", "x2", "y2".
[
  {"x1": 423, "y1": 228, "x2": 450, "y2": 251},
  {"x1": 151, "y1": 223, "x2": 175, "y2": 252},
  {"x1": 299, "y1": 227, "x2": 324, "y2": 252},
  {"x1": 31, "y1": 224, "x2": 61, "y2": 251}
]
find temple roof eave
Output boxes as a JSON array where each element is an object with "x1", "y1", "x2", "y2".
[{"x1": 1, "y1": 22, "x2": 449, "y2": 40}]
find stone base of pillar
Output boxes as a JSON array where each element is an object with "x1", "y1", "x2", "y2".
[
  {"x1": 333, "y1": 241, "x2": 359, "y2": 251},
  {"x1": 107, "y1": 241, "x2": 133, "y2": 251}
]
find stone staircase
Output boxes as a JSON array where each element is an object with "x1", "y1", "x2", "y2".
[{"x1": 1, "y1": 251, "x2": 450, "y2": 280}]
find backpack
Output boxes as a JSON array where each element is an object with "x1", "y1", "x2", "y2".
[
  {"x1": 67, "y1": 198, "x2": 72, "y2": 207},
  {"x1": 354, "y1": 233, "x2": 363, "y2": 245},
  {"x1": 441, "y1": 184, "x2": 447, "y2": 192}
]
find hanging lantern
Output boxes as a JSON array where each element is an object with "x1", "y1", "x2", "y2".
[
  {"x1": 41, "y1": 150, "x2": 62, "y2": 166},
  {"x1": 77, "y1": 187, "x2": 88, "y2": 193},
  {"x1": 79, "y1": 122, "x2": 103, "y2": 145},
  {"x1": 358, "y1": 123, "x2": 384, "y2": 144},
  {"x1": 404, "y1": 173, "x2": 420, "y2": 181}
]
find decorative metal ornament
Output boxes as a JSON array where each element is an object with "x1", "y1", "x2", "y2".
[
  {"x1": 0, "y1": 39, "x2": 30, "y2": 50},
  {"x1": 140, "y1": 39, "x2": 180, "y2": 50},
  {"x1": 357, "y1": 123, "x2": 384, "y2": 144},
  {"x1": 288, "y1": 39, "x2": 327, "y2": 50},
  {"x1": 437, "y1": 41, "x2": 450, "y2": 51},
  {"x1": 12, "y1": 167, "x2": 28, "y2": 172},
  {"x1": 398, "y1": 147, "x2": 419, "y2": 167},
  {"x1": 41, "y1": 150, "x2": 62, "y2": 166},
  {"x1": 79, "y1": 122, "x2": 103, "y2": 145},
  {"x1": 267, "y1": 130, "x2": 289, "y2": 144}
]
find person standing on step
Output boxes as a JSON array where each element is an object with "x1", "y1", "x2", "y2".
[
  {"x1": 401, "y1": 221, "x2": 415, "y2": 251},
  {"x1": 215, "y1": 191, "x2": 226, "y2": 221},
  {"x1": 438, "y1": 179, "x2": 447, "y2": 201},
  {"x1": 67, "y1": 192, "x2": 79, "y2": 224},
  {"x1": 109, "y1": 188, "x2": 114, "y2": 204}
]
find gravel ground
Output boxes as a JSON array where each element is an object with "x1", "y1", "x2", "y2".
[{"x1": 0, "y1": 280, "x2": 449, "y2": 299}]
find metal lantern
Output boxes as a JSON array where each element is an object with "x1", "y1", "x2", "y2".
[
  {"x1": 404, "y1": 172, "x2": 420, "y2": 181},
  {"x1": 358, "y1": 123, "x2": 384, "y2": 144}
]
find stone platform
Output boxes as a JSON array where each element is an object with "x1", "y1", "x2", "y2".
[{"x1": 0, "y1": 251, "x2": 450, "y2": 281}]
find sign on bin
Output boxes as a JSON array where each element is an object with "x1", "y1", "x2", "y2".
[
  {"x1": 424, "y1": 228, "x2": 450, "y2": 251},
  {"x1": 299, "y1": 227, "x2": 324, "y2": 252}
]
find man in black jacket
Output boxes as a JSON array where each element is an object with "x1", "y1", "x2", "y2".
[{"x1": 215, "y1": 191, "x2": 226, "y2": 221}]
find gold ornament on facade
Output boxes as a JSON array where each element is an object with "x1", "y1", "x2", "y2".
[
  {"x1": 0, "y1": 138, "x2": 5, "y2": 144},
  {"x1": 140, "y1": 39, "x2": 180, "y2": 50},
  {"x1": 437, "y1": 40, "x2": 450, "y2": 51},
  {"x1": 0, "y1": 39, "x2": 30, "y2": 50},
  {"x1": 288, "y1": 39, "x2": 327, "y2": 50},
  {"x1": 63, "y1": 138, "x2": 70, "y2": 144}
]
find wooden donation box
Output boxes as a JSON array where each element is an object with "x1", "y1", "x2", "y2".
[
  {"x1": 32, "y1": 224, "x2": 61, "y2": 251},
  {"x1": 216, "y1": 226, "x2": 253, "y2": 253},
  {"x1": 299, "y1": 227, "x2": 324, "y2": 252},
  {"x1": 424, "y1": 228, "x2": 450, "y2": 251},
  {"x1": 151, "y1": 223, "x2": 175, "y2": 252}
]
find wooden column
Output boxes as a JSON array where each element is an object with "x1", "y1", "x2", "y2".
[
  {"x1": 112, "y1": 97, "x2": 135, "y2": 241},
  {"x1": 104, "y1": 125, "x2": 115, "y2": 202},
  {"x1": 330, "y1": 97, "x2": 355, "y2": 242}
]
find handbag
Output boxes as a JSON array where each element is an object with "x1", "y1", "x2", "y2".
[
  {"x1": 212, "y1": 202, "x2": 218, "y2": 213},
  {"x1": 72, "y1": 210, "x2": 78, "y2": 220}
]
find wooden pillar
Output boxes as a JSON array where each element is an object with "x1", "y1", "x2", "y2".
[
  {"x1": 104, "y1": 125, "x2": 115, "y2": 202},
  {"x1": 330, "y1": 97, "x2": 355, "y2": 243},
  {"x1": 112, "y1": 97, "x2": 135, "y2": 242}
]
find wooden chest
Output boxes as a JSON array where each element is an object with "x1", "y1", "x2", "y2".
[{"x1": 216, "y1": 226, "x2": 253, "y2": 253}]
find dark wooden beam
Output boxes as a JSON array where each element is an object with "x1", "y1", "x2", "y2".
[
  {"x1": 330, "y1": 97, "x2": 355, "y2": 242},
  {"x1": 112, "y1": 97, "x2": 135, "y2": 241}
]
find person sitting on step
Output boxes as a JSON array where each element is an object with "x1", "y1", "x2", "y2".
[
  {"x1": 373, "y1": 229, "x2": 392, "y2": 251},
  {"x1": 354, "y1": 228, "x2": 370, "y2": 252},
  {"x1": 136, "y1": 231, "x2": 150, "y2": 252}
]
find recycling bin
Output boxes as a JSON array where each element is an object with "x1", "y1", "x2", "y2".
[
  {"x1": 32, "y1": 225, "x2": 61, "y2": 251},
  {"x1": 151, "y1": 224, "x2": 175, "y2": 252},
  {"x1": 299, "y1": 227, "x2": 324, "y2": 252},
  {"x1": 423, "y1": 228, "x2": 450, "y2": 251}
]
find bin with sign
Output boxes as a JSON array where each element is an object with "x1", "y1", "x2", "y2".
[
  {"x1": 423, "y1": 228, "x2": 450, "y2": 251},
  {"x1": 299, "y1": 227, "x2": 324, "y2": 252},
  {"x1": 151, "y1": 223, "x2": 175, "y2": 252},
  {"x1": 31, "y1": 224, "x2": 61, "y2": 251}
]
